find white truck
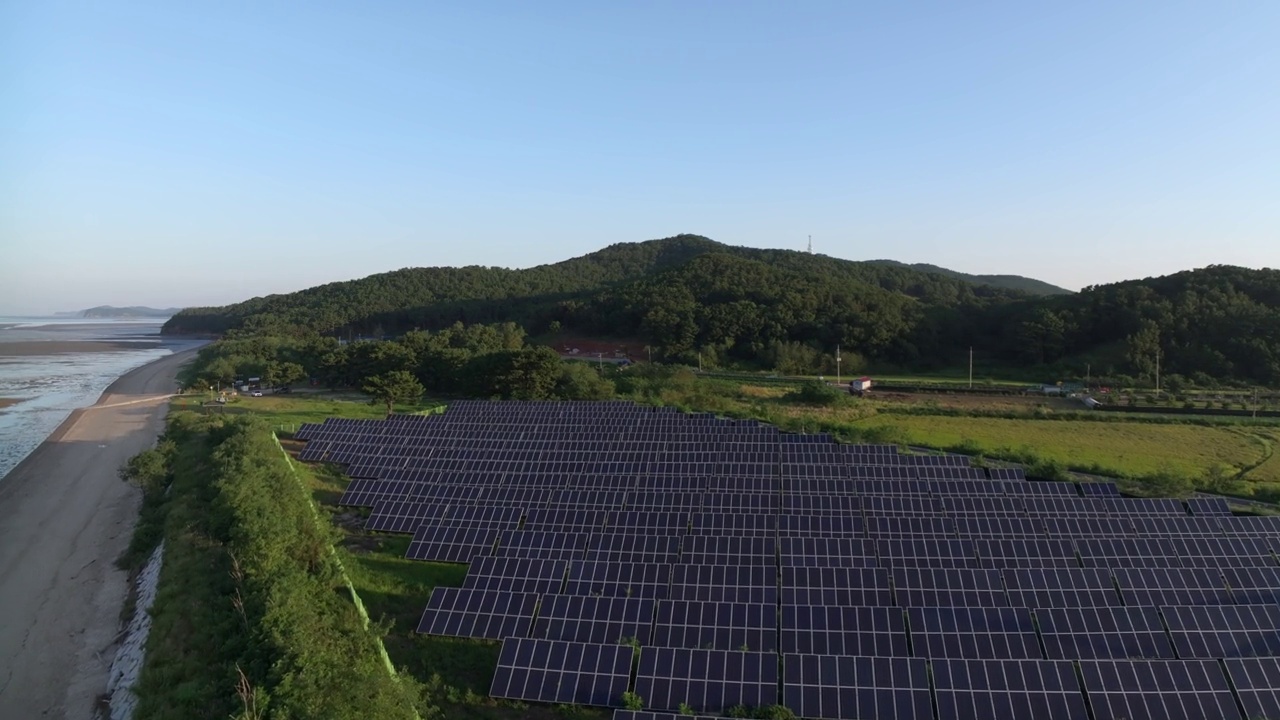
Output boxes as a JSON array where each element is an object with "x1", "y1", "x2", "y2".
[{"x1": 849, "y1": 377, "x2": 873, "y2": 396}]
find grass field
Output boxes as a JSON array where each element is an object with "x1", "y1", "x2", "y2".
[{"x1": 849, "y1": 413, "x2": 1262, "y2": 478}]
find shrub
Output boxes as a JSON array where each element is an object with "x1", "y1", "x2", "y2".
[{"x1": 784, "y1": 380, "x2": 847, "y2": 406}]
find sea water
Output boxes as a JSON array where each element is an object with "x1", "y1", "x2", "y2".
[{"x1": 0, "y1": 318, "x2": 197, "y2": 481}]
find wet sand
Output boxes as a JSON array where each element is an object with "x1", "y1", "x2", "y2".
[
  {"x1": 0, "y1": 348, "x2": 198, "y2": 718},
  {"x1": 0, "y1": 398, "x2": 22, "y2": 410},
  {"x1": 0, "y1": 340, "x2": 163, "y2": 356}
]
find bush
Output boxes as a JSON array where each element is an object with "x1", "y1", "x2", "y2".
[
  {"x1": 784, "y1": 380, "x2": 847, "y2": 406},
  {"x1": 134, "y1": 414, "x2": 423, "y2": 719}
]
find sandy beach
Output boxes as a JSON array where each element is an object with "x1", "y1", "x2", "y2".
[
  {"x1": 0, "y1": 398, "x2": 22, "y2": 411},
  {"x1": 0, "y1": 348, "x2": 197, "y2": 718}
]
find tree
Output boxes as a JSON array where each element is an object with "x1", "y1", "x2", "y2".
[
  {"x1": 498, "y1": 346, "x2": 562, "y2": 400},
  {"x1": 555, "y1": 363, "x2": 616, "y2": 400},
  {"x1": 263, "y1": 361, "x2": 306, "y2": 388},
  {"x1": 362, "y1": 371, "x2": 424, "y2": 416}
]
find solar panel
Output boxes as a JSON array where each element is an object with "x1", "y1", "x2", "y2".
[
  {"x1": 865, "y1": 516, "x2": 956, "y2": 539},
  {"x1": 585, "y1": 533, "x2": 682, "y2": 565},
  {"x1": 669, "y1": 565, "x2": 778, "y2": 603},
  {"x1": 1165, "y1": 536, "x2": 1276, "y2": 567},
  {"x1": 972, "y1": 538, "x2": 1077, "y2": 569},
  {"x1": 776, "y1": 515, "x2": 865, "y2": 538},
  {"x1": 1113, "y1": 568, "x2": 1231, "y2": 606},
  {"x1": 533, "y1": 595, "x2": 656, "y2": 645},
  {"x1": 781, "y1": 605, "x2": 908, "y2": 656},
  {"x1": 1161, "y1": 604, "x2": 1280, "y2": 658},
  {"x1": 1224, "y1": 567, "x2": 1280, "y2": 604},
  {"x1": 680, "y1": 536, "x2": 775, "y2": 565},
  {"x1": 365, "y1": 499, "x2": 448, "y2": 533},
  {"x1": 1077, "y1": 538, "x2": 1182, "y2": 569},
  {"x1": 1001, "y1": 480, "x2": 1077, "y2": 496},
  {"x1": 1004, "y1": 568, "x2": 1121, "y2": 608},
  {"x1": 878, "y1": 539, "x2": 979, "y2": 569},
  {"x1": 1078, "y1": 659, "x2": 1241, "y2": 720},
  {"x1": 564, "y1": 561, "x2": 671, "y2": 599},
  {"x1": 463, "y1": 557, "x2": 568, "y2": 594},
  {"x1": 783, "y1": 654, "x2": 931, "y2": 720},
  {"x1": 405, "y1": 524, "x2": 499, "y2": 563},
  {"x1": 1036, "y1": 606, "x2": 1175, "y2": 660},
  {"x1": 1185, "y1": 496, "x2": 1232, "y2": 516},
  {"x1": 688, "y1": 512, "x2": 776, "y2": 536},
  {"x1": 490, "y1": 637, "x2": 632, "y2": 707},
  {"x1": 932, "y1": 658, "x2": 1087, "y2": 720},
  {"x1": 1224, "y1": 657, "x2": 1280, "y2": 720},
  {"x1": 415, "y1": 587, "x2": 537, "y2": 640},
  {"x1": 782, "y1": 567, "x2": 893, "y2": 606},
  {"x1": 604, "y1": 707, "x2": 716, "y2": 712},
  {"x1": 635, "y1": 647, "x2": 777, "y2": 714},
  {"x1": 779, "y1": 537, "x2": 876, "y2": 567},
  {"x1": 892, "y1": 568, "x2": 1008, "y2": 607},
  {"x1": 906, "y1": 606, "x2": 1040, "y2": 659},
  {"x1": 1078, "y1": 481, "x2": 1121, "y2": 497},
  {"x1": 493, "y1": 530, "x2": 590, "y2": 560},
  {"x1": 650, "y1": 600, "x2": 777, "y2": 652}
]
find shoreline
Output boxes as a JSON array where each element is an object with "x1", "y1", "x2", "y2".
[{"x1": 0, "y1": 347, "x2": 200, "y2": 719}]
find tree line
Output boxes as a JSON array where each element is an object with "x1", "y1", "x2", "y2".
[{"x1": 185, "y1": 320, "x2": 615, "y2": 410}]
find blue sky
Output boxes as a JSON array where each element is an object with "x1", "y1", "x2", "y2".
[{"x1": 2, "y1": 1, "x2": 1277, "y2": 314}]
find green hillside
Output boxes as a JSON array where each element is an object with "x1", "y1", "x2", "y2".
[
  {"x1": 164, "y1": 237, "x2": 1280, "y2": 385},
  {"x1": 868, "y1": 259, "x2": 1073, "y2": 296}
]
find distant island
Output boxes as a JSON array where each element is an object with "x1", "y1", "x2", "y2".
[{"x1": 56, "y1": 306, "x2": 182, "y2": 319}]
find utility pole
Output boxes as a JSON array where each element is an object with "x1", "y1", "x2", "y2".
[
  {"x1": 836, "y1": 344, "x2": 842, "y2": 387},
  {"x1": 1254, "y1": 388, "x2": 1259, "y2": 419},
  {"x1": 698, "y1": 352, "x2": 702, "y2": 373},
  {"x1": 968, "y1": 347, "x2": 973, "y2": 389},
  {"x1": 1154, "y1": 349, "x2": 1161, "y2": 397},
  {"x1": 1086, "y1": 363, "x2": 1091, "y2": 390},
  {"x1": 646, "y1": 345, "x2": 652, "y2": 363}
]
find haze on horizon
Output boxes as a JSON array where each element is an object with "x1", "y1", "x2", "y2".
[{"x1": 2, "y1": 1, "x2": 1277, "y2": 316}]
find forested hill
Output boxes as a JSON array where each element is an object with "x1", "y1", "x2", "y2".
[
  {"x1": 163, "y1": 237, "x2": 1280, "y2": 384},
  {"x1": 868, "y1": 260, "x2": 1073, "y2": 296},
  {"x1": 161, "y1": 234, "x2": 1030, "y2": 336}
]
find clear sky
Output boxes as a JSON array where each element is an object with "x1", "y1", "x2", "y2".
[{"x1": 2, "y1": 1, "x2": 1277, "y2": 314}]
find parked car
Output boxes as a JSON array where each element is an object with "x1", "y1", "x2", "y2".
[{"x1": 251, "y1": 390, "x2": 263, "y2": 397}]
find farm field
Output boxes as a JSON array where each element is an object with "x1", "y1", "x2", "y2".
[{"x1": 849, "y1": 413, "x2": 1264, "y2": 479}]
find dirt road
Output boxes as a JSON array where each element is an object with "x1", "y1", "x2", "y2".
[{"x1": 0, "y1": 348, "x2": 198, "y2": 719}]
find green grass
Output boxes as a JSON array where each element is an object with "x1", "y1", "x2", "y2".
[
  {"x1": 170, "y1": 392, "x2": 446, "y2": 433},
  {"x1": 131, "y1": 431, "x2": 244, "y2": 720},
  {"x1": 849, "y1": 413, "x2": 1262, "y2": 477}
]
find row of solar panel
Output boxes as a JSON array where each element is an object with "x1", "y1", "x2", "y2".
[
  {"x1": 426, "y1": 558, "x2": 1280, "y2": 607},
  {"x1": 342, "y1": 478, "x2": 1136, "y2": 509},
  {"x1": 395, "y1": 522, "x2": 1280, "y2": 568},
  {"x1": 394, "y1": 515, "x2": 1278, "y2": 561},
  {"x1": 359, "y1": 498, "x2": 1232, "y2": 534},
  {"x1": 420, "y1": 586, "x2": 1280, "y2": 661},
  {"x1": 492, "y1": 640, "x2": 1280, "y2": 719}
]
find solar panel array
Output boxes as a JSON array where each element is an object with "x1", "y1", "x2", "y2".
[{"x1": 297, "y1": 400, "x2": 1280, "y2": 718}]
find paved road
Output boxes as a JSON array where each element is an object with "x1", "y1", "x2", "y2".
[{"x1": 0, "y1": 348, "x2": 197, "y2": 719}]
